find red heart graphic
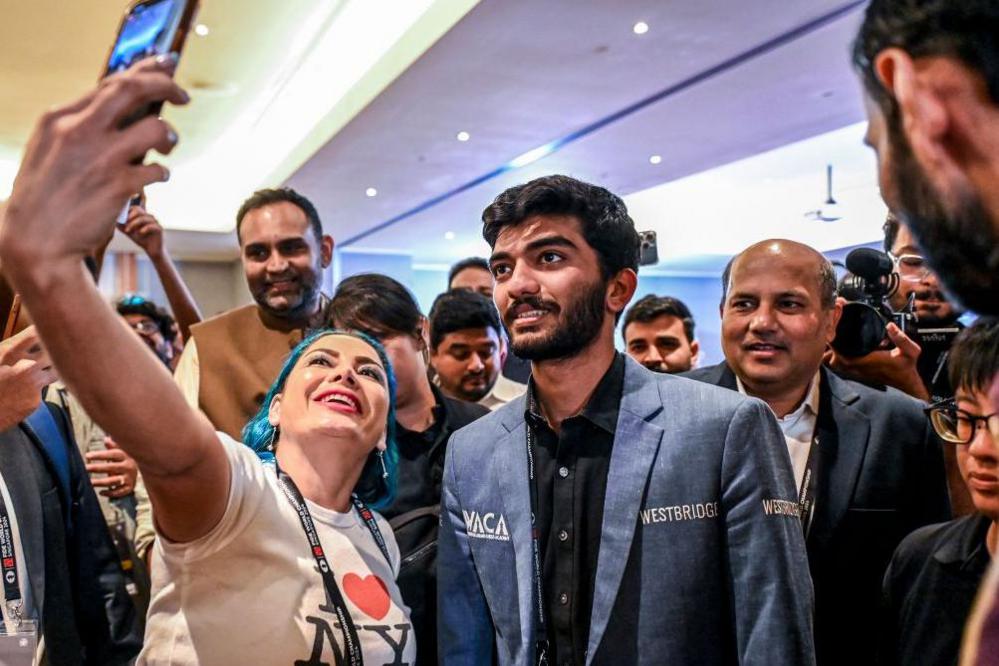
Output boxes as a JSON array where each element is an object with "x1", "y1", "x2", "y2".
[{"x1": 342, "y1": 573, "x2": 391, "y2": 620}]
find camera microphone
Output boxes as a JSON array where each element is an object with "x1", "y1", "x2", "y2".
[{"x1": 845, "y1": 248, "x2": 893, "y2": 281}]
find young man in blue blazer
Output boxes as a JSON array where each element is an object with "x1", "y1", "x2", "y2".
[{"x1": 437, "y1": 175, "x2": 816, "y2": 665}]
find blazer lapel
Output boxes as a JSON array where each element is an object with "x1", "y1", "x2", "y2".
[
  {"x1": 587, "y1": 359, "x2": 664, "y2": 662},
  {"x1": 494, "y1": 400, "x2": 537, "y2": 647},
  {"x1": 0, "y1": 426, "x2": 47, "y2": 618},
  {"x1": 808, "y1": 369, "x2": 870, "y2": 552},
  {"x1": 715, "y1": 363, "x2": 740, "y2": 391}
]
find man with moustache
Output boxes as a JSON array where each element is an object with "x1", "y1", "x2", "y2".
[
  {"x1": 853, "y1": 0, "x2": 999, "y2": 319},
  {"x1": 174, "y1": 188, "x2": 333, "y2": 439},
  {"x1": 684, "y1": 239, "x2": 951, "y2": 665},
  {"x1": 622, "y1": 294, "x2": 700, "y2": 374},
  {"x1": 428, "y1": 289, "x2": 526, "y2": 410},
  {"x1": 828, "y1": 213, "x2": 963, "y2": 403},
  {"x1": 437, "y1": 175, "x2": 815, "y2": 665},
  {"x1": 852, "y1": 5, "x2": 999, "y2": 656}
]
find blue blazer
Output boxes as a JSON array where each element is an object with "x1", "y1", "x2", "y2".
[{"x1": 438, "y1": 357, "x2": 816, "y2": 665}]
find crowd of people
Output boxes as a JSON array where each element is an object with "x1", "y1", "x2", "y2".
[{"x1": 0, "y1": 0, "x2": 998, "y2": 664}]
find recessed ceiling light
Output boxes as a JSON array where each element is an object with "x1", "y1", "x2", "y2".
[
  {"x1": 365, "y1": 187, "x2": 378, "y2": 197},
  {"x1": 633, "y1": 21, "x2": 649, "y2": 35},
  {"x1": 456, "y1": 131, "x2": 470, "y2": 142},
  {"x1": 649, "y1": 154, "x2": 662, "y2": 165},
  {"x1": 194, "y1": 23, "x2": 210, "y2": 37},
  {"x1": 444, "y1": 231, "x2": 456, "y2": 240}
]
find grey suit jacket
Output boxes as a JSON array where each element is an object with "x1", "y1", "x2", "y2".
[
  {"x1": 438, "y1": 356, "x2": 816, "y2": 665},
  {"x1": 683, "y1": 363, "x2": 951, "y2": 665}
]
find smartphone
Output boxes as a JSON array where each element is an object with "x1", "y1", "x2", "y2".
[
  {"x1": 638, "y1": 230, "x2": 659, "y2": 266},
  {"x1": 104, "y1": 0, "x2": 199, "y2": 79},
  {"x1": 103, "y1": 0, "x2": 198, "y2": 222}
]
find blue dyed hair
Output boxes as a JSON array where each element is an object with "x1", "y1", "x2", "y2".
[{"x1": 242, "y1": 329, "x2": 399, "y2": 510}]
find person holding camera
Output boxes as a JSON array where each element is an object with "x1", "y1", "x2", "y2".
[
  {"x1": 827, "y1": 213, "x2": 963, "y2": 404},
  {"x1": 684, "y1": 239, "x2": 951, "y2": 665},
  {"x1": 880, "y1": 318, "x2": 999, "y2": 666}
]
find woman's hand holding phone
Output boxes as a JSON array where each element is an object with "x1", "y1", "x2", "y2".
[{"x1": 0, "y1": 56, "x2": 189, "y2": 285}]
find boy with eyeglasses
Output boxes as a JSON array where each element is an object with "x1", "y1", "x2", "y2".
[{"x1": 880, "y1": 318, "x2": 999, "y2": 666}]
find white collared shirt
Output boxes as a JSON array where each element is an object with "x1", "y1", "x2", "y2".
[
  {"x1": 478, "y1": 374, "x2": 528, "y2": 411},
  {"x1": 736, "y1": 372, "x2": 821, "y2": 490}
]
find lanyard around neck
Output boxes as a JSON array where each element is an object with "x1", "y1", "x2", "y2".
[
  {"x1": 275, "y1": 465, "x2": 391, "y2": 666},
  {"x1": 525, "y1": 391, "x2": 551, "y2": 666},
  {"x1": 0, "y1": 491, "x2": 23, "y2": 627}
]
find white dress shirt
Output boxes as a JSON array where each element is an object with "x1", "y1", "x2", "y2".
[{"x1": 737, "y1": 372, "x2": 821, "y2": 491}]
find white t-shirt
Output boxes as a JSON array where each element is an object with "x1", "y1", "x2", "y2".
[{"x1": 139, "y1": 433, "x2": 415, "y2": 665}]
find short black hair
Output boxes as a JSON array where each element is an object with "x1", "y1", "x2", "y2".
[
  {"x1": 883, "y1": 211, "x2": 902, "y2": 254},
  {"x1": 622, "y1": 295, "x2": 696, "y2": 343},
  {"x1": 327, "y1": 274, "x2": 423, "y2": 340},
  {"x1": 447, "y1": 257, "x2": 491, "y2": 288},
  {"x1": 236, "y1": 187, "x2": 323, "y2": 243},
  {"x1": 428, "y1": 289, "x2": 502, "y2": 350},
  {"x1": 853, "y1": 0, "x2": 999, "y2": 116},
  {"x1": 720, "y1": 247, "x2": 838, "y2": 310},
  {"x1": 949, "y1": 317, "x2": 999, "y2": 395},
  {"x1": 481, "y1": 175, "x2": 640, "y2": 281}
]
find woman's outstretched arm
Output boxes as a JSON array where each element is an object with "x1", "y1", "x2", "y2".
[{"x1": 0, "y1": 56, "x2": 228, "y2": 544}]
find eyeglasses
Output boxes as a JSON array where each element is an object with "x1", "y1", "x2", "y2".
[
  {"x1": 924, "y1": 398, "x2": 999, "y2": 445},
  {"x1": 128, "y1": 319, "x2": 161, "y2": 336},
  {"x1": 890, "y1": 253, "x2": 932, "y2": 283}
]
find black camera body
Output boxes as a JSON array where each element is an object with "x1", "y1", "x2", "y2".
[{"x1": 833, "y1": 248, "x2": 917, "y2": 357}]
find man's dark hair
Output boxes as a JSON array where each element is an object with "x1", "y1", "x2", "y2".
[
  {"x1": 853, "y1": 0, "x2": 999, "y2": 117},
  {"x1": 948, "y1": 317, "x2": 999, "y2": 395},
  {"x1": 327, "y1": 274, "x2": 423, "y2": 339},
  {"x1": 236, "y1": 187, "x2": 323, "y2": 243},
  {"x1": 883, "y1": 212, "x2": 902, "y2": 254},
  {"x1": 481, "y1": 175, "x2": 640, "y2": 281},
  {"x1": 720, "y1": 249, "x2": 838, "y2": 310},
  {"x1": 447, "y1": 257, "x2": 491, "y2": 288},
  {"x1": 428, "y1": 289, "x2": 502, "y2": 350},
  {"x1": 622, "y1": 295, "x2": 696, "y2": 344}
]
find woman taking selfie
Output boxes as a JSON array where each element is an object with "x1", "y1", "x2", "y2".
[{"x1": 0, "y1": 59, "x2": 414, "y2": 665}]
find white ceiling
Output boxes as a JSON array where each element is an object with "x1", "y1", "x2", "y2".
[
  {"x1": 6, "y1": 1, "x2": 878, "y2": 265},
  {"x1": 285, "y1": 0, "x2": 873, "y2": 269},
  {"x1": 1, "y1": 0, "x2": 476, "y2": 258}
]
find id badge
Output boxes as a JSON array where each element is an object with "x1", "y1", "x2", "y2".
[{"x1": 0, "y1": 619, "x2": 37, "y2": 666}]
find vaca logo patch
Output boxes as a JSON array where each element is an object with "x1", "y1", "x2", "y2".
[{"x1": 462, "y1": 510, "x2": 511, "y2": 541}]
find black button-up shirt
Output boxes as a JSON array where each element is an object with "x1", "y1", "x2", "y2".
[
  {"x1": 527, "y1": 353, "x2": 625, "y2": 666},
  {"x1": 383, "y1": 384, "x2": 489, "y2": 666}
]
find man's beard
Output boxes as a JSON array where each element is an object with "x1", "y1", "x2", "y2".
[
  {"x1": 254, "y1": 279, "x2": 320, "y2": 322},
  {"x1": 503, "y1": 279, "x2": 606, "y2": 362},
  {"x1": 888, "y1": 116, "x2": 999, "y2": 316}
]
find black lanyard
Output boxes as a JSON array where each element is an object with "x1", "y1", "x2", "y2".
[
  {"x1": 798, "y1": 433, "x2": 820, "y2": 538},
  {"x1": 0, "y1": 491, "x2": 23, "y2": 627},
  {"x1": 275, "y1": 466, "x2": 391, "y2": 666},
  {"x1": 524, "y1": 393, "x2": 550, "y2": 666}
]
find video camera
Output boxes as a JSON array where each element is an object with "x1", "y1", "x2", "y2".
[
  {"x1": 833, "y1": 248, "x2": 917, "y2": 357},
  {"x1": 833, "y1": 248, "x2": 961, "y2": 360}
]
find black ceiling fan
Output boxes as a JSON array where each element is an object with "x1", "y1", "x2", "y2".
[{"x1": 804, "y1": 164, "x2": 842, "y2": 222}]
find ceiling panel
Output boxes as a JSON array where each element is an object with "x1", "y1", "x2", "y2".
[{"x1": 286, "y1": 0, "x2": 868, "y2": 264}]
